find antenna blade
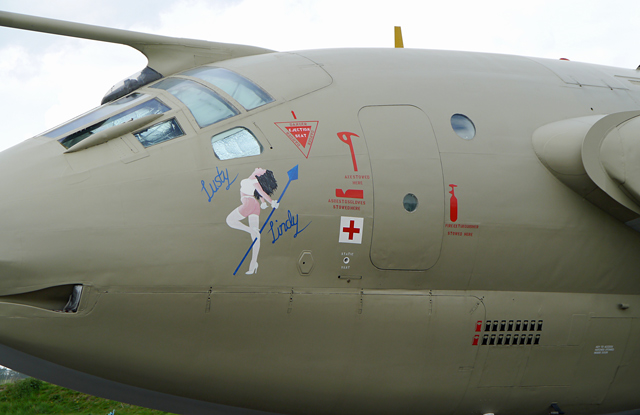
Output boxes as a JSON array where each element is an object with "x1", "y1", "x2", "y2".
[{"x1": 394, "y1": 26, "x2": 404, "y2": 48}]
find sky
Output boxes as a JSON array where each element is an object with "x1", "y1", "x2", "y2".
[{"x1": 1, "y1": 0, "x2": 640, "y2": 151}]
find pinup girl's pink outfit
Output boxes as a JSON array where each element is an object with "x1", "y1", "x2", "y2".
[{"x1": 238, "y1": 178, "x2": 261, "y2": 217}]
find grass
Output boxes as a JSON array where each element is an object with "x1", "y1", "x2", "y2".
[{"x1": 0, "y1": 377, "x2": 177, "y2": 415}]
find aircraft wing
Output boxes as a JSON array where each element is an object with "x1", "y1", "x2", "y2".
[{"x1": 0, "y1": 11, "x2": 274, "y2": 77}]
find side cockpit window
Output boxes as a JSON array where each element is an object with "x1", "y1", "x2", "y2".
[
  {"x1": 59, "y1": 98, "x2": 171, "y2": 149},
  {"x1": 45, "y1": 93, "x2": 147, "y2": 140},
  {"x1": 45, "y1": 67, "x2": 274, "y2": 153},
  {"x1": 151, "y1": 78, "x2": 238, "y2": 128},
  {"x1": 134, "y1": 118, "x2": 185, "y2": 148},
  {"x1": 212, "y1": 127, "x2": 263, "y2": 160},
  {"x1": 181, "y1": 67, "x2": 274, "y2": 110}
]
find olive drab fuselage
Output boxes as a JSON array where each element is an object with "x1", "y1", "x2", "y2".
[{"x1": 1, "y1": 10, "x2": 640, "y2": 415}]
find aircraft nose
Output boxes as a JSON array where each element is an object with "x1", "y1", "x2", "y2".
[{"x1": 0, "y1": 137, "x2": 71, "y2": 296}]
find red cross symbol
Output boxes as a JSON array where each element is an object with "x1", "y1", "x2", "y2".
[
  {"x1": 342, "y1": 220, "x2": 360, "y2": 240},
  {"x1": 339, "y1": 216, "x2": 363, "y2": 244}
]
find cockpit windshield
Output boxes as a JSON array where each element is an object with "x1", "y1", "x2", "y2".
[
  {"x1": 43, "y1": 67, "x2": 275, "y2": 152},
  {"x1": 151, "y1": 78, "x2": 238, "y2": 128},
  {"x1": 181, "y1": 67, "x2": 274, "y2": 110}
]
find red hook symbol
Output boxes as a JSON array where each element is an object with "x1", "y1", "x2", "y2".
[
  {"x1": 338, "y1": 131, "x2": 360, "y2": 171},
  {"x1": 337, "y1": 132, "x2": 359, "y2": 172}
]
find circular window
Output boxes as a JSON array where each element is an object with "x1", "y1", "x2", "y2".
[
  {"x1": 403, "y1": 193, "x2": 418, "y2": 212},
  {"x1": 451, "y1": 114, "x2": 476, "y2": 140}
]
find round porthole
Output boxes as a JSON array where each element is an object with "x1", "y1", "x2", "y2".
[
  {"x1": 403, "y1": 193, "x2": 418, "y2": 212},
  {"x1": 451, "y1": 114, "x2": 476, "y2": 140}
]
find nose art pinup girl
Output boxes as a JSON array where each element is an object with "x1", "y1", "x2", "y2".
[{"x1": 226, "y1": 168, "x2": 278, "y2": 274}]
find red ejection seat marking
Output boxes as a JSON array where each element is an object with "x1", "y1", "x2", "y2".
[{"x1": 275, "y1": 121, "x2": 319, "y2": 158}]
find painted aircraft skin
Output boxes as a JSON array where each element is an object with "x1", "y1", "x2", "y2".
[{"x1": 1, "y1": 11, "x2": 640, "y2": 415}]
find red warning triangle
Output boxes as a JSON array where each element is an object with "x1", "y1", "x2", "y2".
[
  {"x1": 275, "y1": 121, "x2": 319, "y2": 158},
  {"x1": 286, "y1": 125, "x2": 312, "y2": 147}
]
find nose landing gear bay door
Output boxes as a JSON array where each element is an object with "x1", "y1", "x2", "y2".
[{"x1": 359, "y1": 105, "x2": 444, "y2": 270}]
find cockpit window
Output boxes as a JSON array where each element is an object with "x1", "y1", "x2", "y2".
[
  {"x1": 101, "y1": 67, "x2": 163, "y2": 105},
  {"x1": 451, "y1": 114, "x2": 476, "y2": 140},
  {"x1": 181, "y1": 67, "x2": 274, "y2": 110},
  {"x1": 211, "y1": 127, "x2": 263, "y2": 160},
  {"x1": 59, "y1": 98, "x2": 170, "y2": 149},
  {"x1": 44, "y1": 93, "x2": 147, "y2": 139},
  {"x1": 151, "y1": 78, "x2": 238, "y2": 128},
  {"x1": 134, "y1": 118, "x2": 185, "y2": 147}
]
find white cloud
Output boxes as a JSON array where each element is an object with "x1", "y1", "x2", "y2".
[{"x1": 1, "y1": 0, "x2": 640, "y2": 151}]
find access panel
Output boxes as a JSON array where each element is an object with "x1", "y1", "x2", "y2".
[{"x1": 359, "y1": 105, "x2": 444, "y2": 270}]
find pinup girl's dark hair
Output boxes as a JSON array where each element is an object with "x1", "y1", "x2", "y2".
[{"x1": 254, "y1": 170, "x2": 278, "y2": 199}]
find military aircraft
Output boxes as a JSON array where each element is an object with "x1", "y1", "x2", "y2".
[{"x1": 1, "y1": 10, "x2": 640, "y2": 415}]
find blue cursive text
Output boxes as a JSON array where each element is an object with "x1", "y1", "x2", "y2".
[
  {"x1": 268, "y1": 210, "x2": 311, "y2": 244},
  {"x1": 201, "y1": 167, "x2": 238, "y2": 202}
]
